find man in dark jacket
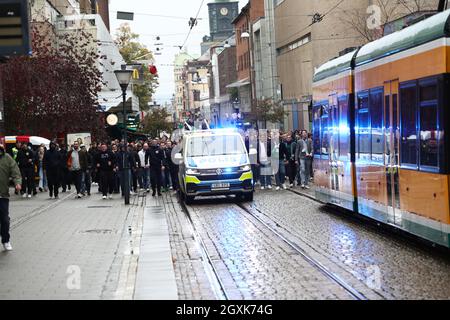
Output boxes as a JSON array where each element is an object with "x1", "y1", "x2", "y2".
[
  {"x1": 43, "y1": 142, "x2": 62, "y2": 199},
  {"x1": 95, "y1": 143, "x2": 116, "y2": 200},
  {"x1": 145, "y1": 140, "x2": 164, "y2": 197},
  {"x1": 284, "y1": 134, "x2": 297, "y2": 188},
  {"x1": 0, "y1": 143, "x2": 22, "y2": 251},
  {"x1": 166, "y1": 141, "x2": 178, "y2": 191},
  {"x1": 16, "y1": 143, "x2": 35, "y2": 198},
  {"x1": 59, "y1": 145, "x2": 70, "y2": 193},
  {"x1": 116, "y1": 144, "x2": 136, "y2": 197}
]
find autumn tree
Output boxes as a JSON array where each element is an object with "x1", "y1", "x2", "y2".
[
  {"x1": 142, "y1": 108, "x2": 174, "y2": 138},
  {"x1": 0, "y1": 18, "x2": 106, "y2": 140},
  {"x1": 115, "y1": 24, "x2": 159, "y2": 111}
]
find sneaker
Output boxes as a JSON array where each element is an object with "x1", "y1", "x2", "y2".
[
  {"x1": 39, "y1": 187, "x2": 43, "y2": 192},
  {"x1": 152, "y1": 191, "x2": 156, "y2": 197},
  {"x1": 261, "y1": 186, "x2": 265, "y2": 190},
  {"x1": 282, "y1": 184, "x2": 287, "y2": 190},
  {"x1": 305, "y1": 185, "x2": 311, "y2": 190},
  {"x1": 108, "y1": 195, "x2": 113, "y2": 200},
  {"x1": 276, "y1": 186, "x2": 280, "y2": 191},
  {"x1": 102, "y1": 196, "x2": 107, "y2": 200},
  {"x1": 146, "y1": 189, "x2": 150, "y2": 193},
  {"x1": 27, "y1": 194, "x2": 32, "y2": 198},
  {"x1": 169, "y1": 186, "x2": 173, "y2": 190},
  {"x1": 77, "y1": 194, "x2": 82, "y2": 199},
  {"x1": 268, "y1": 185, "x2": 272, "y2": 190},
  {"x1": 22, "y1": 194, "x2": 27, "y2": 198},
  {"x1": 301, "y1": 185, "x2": 305, "y2": 189},
  {"x1": 289, "y1": 184, "x2": 294, "y2": 188},
  {"x1": 3, "y1": 242, "x2": 12, "y2": 251}
]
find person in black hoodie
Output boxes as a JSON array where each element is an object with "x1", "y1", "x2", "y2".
[
  {"x1": 145, "y1": 140, "x2": 164, "y2": 197},
  {"x1": 116, "y1": 144, "x2": 136, "y2": 197},
  {"x1": 17, "y1": 143, "x2": 35, "y2": 198},
  {"x1": 95, "y1": 143, "x2": 116, "y2": 200},
  {"x1": 43, "y1": 142, "x2": 62, "y2": 199}
]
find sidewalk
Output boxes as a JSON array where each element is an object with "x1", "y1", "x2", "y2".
[{"x1": 0, "y1": 189, "x2": 178, "y2": 300}]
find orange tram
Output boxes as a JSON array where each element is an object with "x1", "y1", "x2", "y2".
[{"x1": 312, "y1": 10, "x2": 450, "y2": 248}]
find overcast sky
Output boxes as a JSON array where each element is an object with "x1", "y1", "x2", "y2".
[{"x1": 109, "y1": 0, "x2": 247, "y2": 104}]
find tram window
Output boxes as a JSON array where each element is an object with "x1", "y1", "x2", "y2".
[
  {"x1": 370, "y1": 89, "x2": 384, "y2": 163},
  {"x1": 338, "y1": 97, "x2": 350, "y2": 159},
  {"x1": 321, "y1": 113, "x2": 329, "y2": 157},
  {"x1": 420, "y1": 105, "x2": 438, "y2": 169},
  {"x1": 400, "y1": 84, "x2": 418, "y2": 168},
  {"x1": 357, "y1": 94, "x2": 370, "y2": 160},
  {"x1": 358, "y1": 110, "x2": 371, "y2": 159},
  {"x1": 313, "y1": 105, "x2": 321, "y2": 156},
  {"x1": 419, "y1": 81, "x2": 439, "y2": 170}
]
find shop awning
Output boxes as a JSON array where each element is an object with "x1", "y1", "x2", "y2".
[{"x1": 226, "y1": 78, "x2": 250, "y2": 89}]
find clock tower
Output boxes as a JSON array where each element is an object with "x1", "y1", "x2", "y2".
[{"x1": 208, "y1": 0, "x2": 239, "y2": 41}]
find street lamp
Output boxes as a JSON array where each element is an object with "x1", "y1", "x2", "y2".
[{"x1": 114, "y1": 66, "x2": 133, "y2": 205}]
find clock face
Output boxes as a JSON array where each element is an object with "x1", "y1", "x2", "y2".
[{"x1": 220, "y1": 7, "x2": 228, "y2": 16}]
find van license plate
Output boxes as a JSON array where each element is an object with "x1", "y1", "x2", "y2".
[{"x1": 212, "y1": 183, "x2": 230, "y2": 189}]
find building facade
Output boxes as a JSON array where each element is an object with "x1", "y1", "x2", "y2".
[
  {"x1": 208, "y1": 0, "x2": 240, "y2": 41},
  {"x1": 173, "y1": 52, "x2": 197, "y2": 122},
  {"x1": 230, "y1": 0, "x2": 264, "y2": 124},
  {"x1": 274, "y1": 0, "x2": 440, "y2": 131}
]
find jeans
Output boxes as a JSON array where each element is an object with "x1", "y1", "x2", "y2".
[
  {"x1": 20, "y1": 167, "x2": 35, "y2": 195},
  {"x1": 71, "y1": 170, "x2": 82, "y2": 194},
  {"x1": 275, "y1": 161, "x2": 286, "y2": 187},
  {"x1": 260, "y1": 163, "x2": 272, "y2": 187},
  {"x1": 100, "y1": 170, "x2": 115, "y2": 196},
  {"x1": 38, "y1": 164, "x2": 47, "y2": 190},
  {"x1": 81, "y1": 170, "x2": 91, "y2": 195},
  {"x1": 0, "y1": 199, "x2": 10, "y2": 244},
  {"x1": 300, "y1": 158, "x2": 312, "y2": 186}
]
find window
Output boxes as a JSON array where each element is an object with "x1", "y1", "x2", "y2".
[
  {"x1": 313, "y1": 105, "x2": 321, "y2": 157},
  {"x1": 338, "y1": 96, "x2": 350, "y2": 159},
  {"x1": 400, "y1": 83, "x2": 418, "y2": 168},
  {"x1": 370, "y1": 89, "x2": 384, "y2": 163},
  {"x1": 419, "y1": 80, "x2": 439, "y2": 170},
  {"x1": 356, "y1": 94, "x2": 370, "y2": 160},
  {"x1": 321, "y1": 105, "x2": 329, "y2": 157}
]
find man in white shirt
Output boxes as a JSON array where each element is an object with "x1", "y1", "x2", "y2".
[{"x1": 138, "y1": 143, "x2": 150, "y2": 192}]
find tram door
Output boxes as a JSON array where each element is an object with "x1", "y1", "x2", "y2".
[
  {"x1": 384, "y1": 80, "x2": 401, "y2": 226},
  {"x1": 329, "y1": 93, "x2": 340, "y2": 204}
]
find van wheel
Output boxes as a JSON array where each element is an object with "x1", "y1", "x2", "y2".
[
  {"x1": 185, "y1": 196, "x2": 195, "y2": 205},
  {"x1": 243, "y1": 192, "x2": 254, "y2": 202}
]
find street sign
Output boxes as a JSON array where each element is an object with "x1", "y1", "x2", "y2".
[
  {"x1": 117, "y1": 11, "x2": 134, "y2": 21},
  {"x1": 0, "y1": 0, "x2": 30, "y2": 56}
]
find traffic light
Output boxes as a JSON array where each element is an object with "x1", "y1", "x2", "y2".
[{"x1": 0, "y1": 0, "x2": 30, "y2": 56}]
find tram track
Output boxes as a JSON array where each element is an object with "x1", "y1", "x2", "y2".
[
  {"x1": 177, "y1": 198, "x2": 230, "y2": 300},
  {"x1": 179, "y1": 193, "x2": 369, "y2": 300},
  {"x1": 235, "y1": 200, "x2": 369, "y2": 300}
]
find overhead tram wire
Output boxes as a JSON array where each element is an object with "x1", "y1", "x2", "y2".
[
  {"x1": 276, "y1": 0, "x2": 346, "y2": 47},
  {"x1": 180, "y1": 0, "x2": 206, "y2": 51}
]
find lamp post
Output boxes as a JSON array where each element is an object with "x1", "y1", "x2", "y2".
[{"x1": 114, "y1": 66, "x2": 133, "y2": 205}]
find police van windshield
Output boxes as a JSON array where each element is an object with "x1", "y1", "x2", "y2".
[{"x1": 187, "y1": 135, "x2": 246, "y2": 157}]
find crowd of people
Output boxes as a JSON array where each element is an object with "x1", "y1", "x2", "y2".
[
  {"x1": 245, "y1": 129, "x2": 314, "y2": 191},
  {"x1": 11, "y1": 136, "x2": 180, "y2": 201}
]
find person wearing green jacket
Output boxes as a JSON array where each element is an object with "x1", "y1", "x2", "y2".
[{"x1": 0, "y1": 143, "x2": 22, "y2": 251}]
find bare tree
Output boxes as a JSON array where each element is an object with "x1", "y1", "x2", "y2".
[{"x1": 340, "y1": 0, "x2": 438, "y2": 43}]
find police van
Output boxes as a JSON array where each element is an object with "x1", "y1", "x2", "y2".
[{"x1": 175, "y1": 128, "x2": 255, "y2": 204}]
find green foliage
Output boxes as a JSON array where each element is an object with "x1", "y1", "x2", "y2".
[
  {"x1": 142, "y1": 108, "x2": 174, "y2": 138},
  {"x1": 252, "y1": 99, "x2": 288, "y2": 125},
  {"x1": 115, "y1": 24, "x2": 159, "y2": 111}
]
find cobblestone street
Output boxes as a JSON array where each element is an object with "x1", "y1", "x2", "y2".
[{"x1": 1, "y1": 187, "x2": 449, "y2": 300}]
